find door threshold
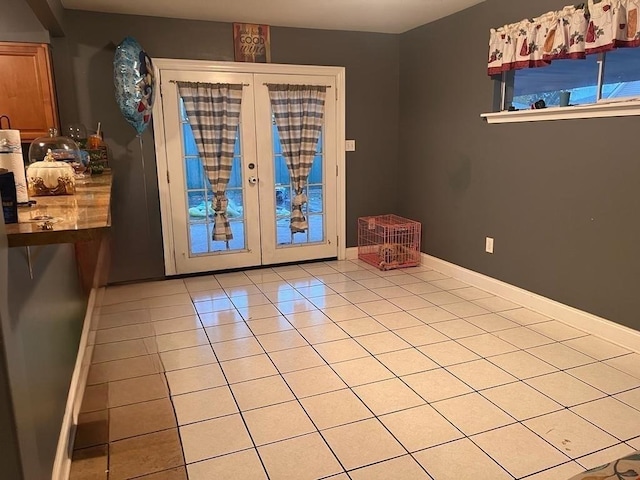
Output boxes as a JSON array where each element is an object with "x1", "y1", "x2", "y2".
[{"x1": 166, "y1": 257, "x2": 339, "y2": 280}]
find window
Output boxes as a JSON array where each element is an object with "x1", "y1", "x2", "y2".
[{"x1": 502, "y1": 48, "x2": 640, "y2": 111}]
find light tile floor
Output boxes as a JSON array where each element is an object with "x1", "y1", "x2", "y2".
[{"x1": 71, "y1": 259, "x2": 640, "y2": 480}]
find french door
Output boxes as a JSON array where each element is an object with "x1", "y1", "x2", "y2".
[{"x1": 154, "y1": 61, "x2": 345, "y2": 275}]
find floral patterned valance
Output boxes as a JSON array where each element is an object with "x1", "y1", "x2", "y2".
[{"x1": 488, "y1": 0, "x2": 640, "y2": 76}]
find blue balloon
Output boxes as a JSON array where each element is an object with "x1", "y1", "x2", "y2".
[{"x1": 113, "y1": 37, "x2": 155, "y2": 136}]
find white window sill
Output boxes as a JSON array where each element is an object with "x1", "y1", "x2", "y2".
[{"x1": 481, "y1": 98, "x2": 640, "y2": 124}]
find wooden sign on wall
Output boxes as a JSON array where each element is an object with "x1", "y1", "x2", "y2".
[{"x1": 233, "y1": 23, "x2": 271, "y2": 63}]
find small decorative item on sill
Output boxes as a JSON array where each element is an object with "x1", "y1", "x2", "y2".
[
  {"x1": 26, "y1": 149, "x2": 75, "y2": 196},
  {"x1": 531, "y1": 99, "x2": 546, "y2": 110}
]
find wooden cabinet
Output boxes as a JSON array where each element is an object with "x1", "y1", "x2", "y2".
[{"x1": 0, "y1": 42, "x2": 59, "y2": 142}]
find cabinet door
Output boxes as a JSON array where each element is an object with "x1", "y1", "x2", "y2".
[{"x1": 0, "y1": 42, "x2": 59, "y2": 142}]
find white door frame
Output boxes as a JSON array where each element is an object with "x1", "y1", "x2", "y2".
[{"x1": 152, "y1": 59, "x2": 347, "y2": 276}]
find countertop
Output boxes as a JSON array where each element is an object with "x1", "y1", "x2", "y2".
[{"x1": 5, "y1": 173, "x2": 112, "y2": 247}]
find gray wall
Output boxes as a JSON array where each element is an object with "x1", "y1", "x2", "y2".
[
  {"x1": 5, "y1": 244, "x2": 86, "y2": 480},
  {"x1": 0, "y1": 227, "x2": 85, "y2": 480},
  {"x1": 0, "y1": 0, "x2": 49, "y2": 43},
  {"x1": 0, "y1": 219, "x2": 22, "y2": 480},
  {"x1": 399, "y1": 0, "x2": 640, "y2": 330},
  {"x1": 25, "y1": 0, "x2": 66, "y2": 37},
  {"x1": 56, "y1": 11, "x2": 400, "y2": 283}
]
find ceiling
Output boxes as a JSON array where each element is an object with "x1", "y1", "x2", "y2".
[{"x1": 60, "y1": 0, "x2": 485, "y2": 34}]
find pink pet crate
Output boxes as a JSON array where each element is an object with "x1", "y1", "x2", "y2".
[{"x1": 357, "y1": 214, "x2": 421, "y2": 270}]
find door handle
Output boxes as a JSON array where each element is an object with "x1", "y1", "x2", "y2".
[{"x1": 248, "y1": 176, "x2": 258, "y2": 185}]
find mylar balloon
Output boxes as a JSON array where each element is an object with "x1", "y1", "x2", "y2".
[{"x1": 113, "y1": 37, "x2": 155, "y2": 136}]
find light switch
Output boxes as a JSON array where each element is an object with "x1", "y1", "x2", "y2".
[{"x1": 345, "y1": 140, "x2": 356, "y2": 152}]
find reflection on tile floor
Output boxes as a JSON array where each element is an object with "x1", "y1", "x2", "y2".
[{"x1": 70, "y1": 260, "x2": 640, "y2": 479}]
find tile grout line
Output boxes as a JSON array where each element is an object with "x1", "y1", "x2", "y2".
[
  {"x1": 290, "y1": 264, "x2": 639, "y2": 477},
  {"x1": 260, "y1": 264, "x2": 434, "y2": 477},
  {"x1": 195, "y1": 311, "x2": 274, "y2": 480},
  {"x1": 251, "y1": 267, "x2": 357, "y2": 478},
  {"x1": 85, "y1": 260, "x2": 640, "y2": 480},
  {"x1": 279, "y1": 305, "x2": 445, "y2": 478}
]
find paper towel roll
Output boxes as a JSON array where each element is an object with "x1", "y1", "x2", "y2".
[
  {"x1": 0, "y1": 129, "x2": 22, "y2": 150},
  {"x1": 0, "y1": 129, "x2": 28, "y2": 203}
]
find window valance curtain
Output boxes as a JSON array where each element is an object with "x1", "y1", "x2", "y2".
[{"x1": 488, "y1": 0, "x2": 640, "y2": 76}]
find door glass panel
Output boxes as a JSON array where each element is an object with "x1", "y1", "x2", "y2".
[
  {"x1": 228, "y1": 156, "x2": 242, "y2": 189},
  {"x1": 220, "y1": 222, "x2": 246, "y2": 251},
  {"x1": 182, "y1": 123, "x2": 199, "y2": 156},
  {"x1": 226, "y1": 188, "x2": 244, "y2": 220},
  {"x1": 180, "y1": 97, "x2": 247, "y2": 256},
  {"x1": 186, "y1": 156, "x2": 206, "y2": 190},
  {"x1": 189, "y1": 224, "x2": 208, "y2": 255},
  {"x1": 308, "y1": 185, "x2": 323, "y2": 213},
  {"x1": 272, "y1": 126, "x2": 282, "y2": 155},
  {"x1": 289, "y1": 215, "x2": 324, "y2": 244},
  {"x1": 271, "y1": 115, "x2": 325, "y2": 247}
]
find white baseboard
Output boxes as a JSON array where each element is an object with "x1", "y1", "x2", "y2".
[
  {"x1": 348, "y1": 247, "x2": 639, "y2": 352},
  {"x1": 51, "y1": 286, "x2": 103, "y2": 480},
  {"x1": 420, "y1": 253, "x2": 640, "y2": 353}
]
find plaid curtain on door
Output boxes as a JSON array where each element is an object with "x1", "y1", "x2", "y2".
[
  {"x1": 177, "y1": 82, "x2": 243, "y2": 242},
  {"x1": 268, "y1": 84, "x2": 327, "y2": 234}
]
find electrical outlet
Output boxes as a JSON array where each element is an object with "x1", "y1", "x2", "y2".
[
  {"x1": 345, "y1": 140, "x2": 356, "y2": 152},
  {"x1": 485, "y1": 237, "x2": 494, "y2": 254}
]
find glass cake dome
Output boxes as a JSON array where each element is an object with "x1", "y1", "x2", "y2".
[{"x1": 28, "y1": 128, "x2": 80, "y2": 164}]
